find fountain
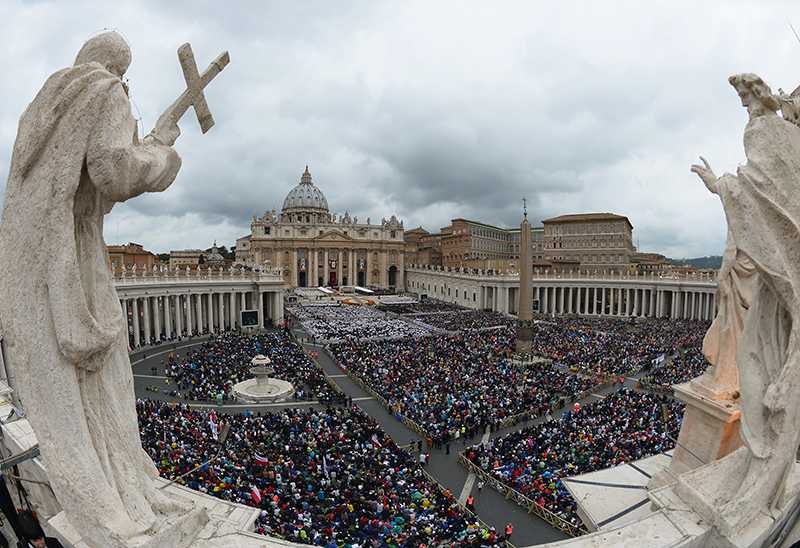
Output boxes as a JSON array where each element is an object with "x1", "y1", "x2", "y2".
[{"x1": 232, "y1": 355, "x2": 294, "y2": 403}]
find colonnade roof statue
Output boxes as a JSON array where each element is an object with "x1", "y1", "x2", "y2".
[
  {"x1": 682, "y1": 72, "x2": 800, "y2": 543},
  {"x1": 0, "y1": 32, "x2": 229, "y2": 547}
]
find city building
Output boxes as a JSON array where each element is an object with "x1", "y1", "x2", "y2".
[
  {"x1": 235, "y1": 166, "x2": 406, "y2": 289},
  {"x1": 169, "y1": 249, "x2": 204, "y2": 269},
  {"x1": 438, "y1": 218, "x2": 544, "y2": 269},
  {"x1": 542, "y1": 212, "x2": 635, "y2": 273},
  {"x1": 107, "y1": 242, "x2": 156, "y2": 272},
  {"x1": 404, "y1": 227, "x2": 442, "y2": 267}
]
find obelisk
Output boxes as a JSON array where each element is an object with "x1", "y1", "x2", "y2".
[{"x1": 516, "y1": 201, "x2": 533, "y2": 354}]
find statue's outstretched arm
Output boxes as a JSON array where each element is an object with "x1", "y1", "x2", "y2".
[{"x1": 86, "y1": 83, "x2": 181, "y2": 203}]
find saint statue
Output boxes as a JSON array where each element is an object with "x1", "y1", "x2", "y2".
[
  {"x1": 690, "y1": 73, "x2": 800, "y2": 535},
  {"x1": 0, "y1": 32, "x2": 208, "y2": 546}
]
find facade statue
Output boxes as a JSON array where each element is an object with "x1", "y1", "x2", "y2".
[
  {"x1": 689, "y1": 73, "x2": 800, "y2": 536},
  {"x1": 0, "y1": 32, "x2": 228, "y2": 547}
]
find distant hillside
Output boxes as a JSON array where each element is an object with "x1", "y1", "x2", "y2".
[{"x1": 667, "y1": 255, "x2": 722, "y2": 269}]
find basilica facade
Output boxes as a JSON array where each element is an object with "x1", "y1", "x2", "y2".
[{"x1": 236, "y1": 167, "x2": 406, "y2": 289}]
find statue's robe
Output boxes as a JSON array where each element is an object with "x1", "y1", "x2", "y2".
[
  {"x1": 715, "y1": 112, "x2": 800, "y2": 512},
  {"x1": 0, "y1": 61, "x2": 181, "y2": 545},
  {"x1": 699, "y1": 227, "x2": 756, "y2": 397}
]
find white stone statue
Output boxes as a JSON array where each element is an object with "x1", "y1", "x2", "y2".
[
  {"x1": 0, "y1": 32, "x2": 229, "y2": 547},
  {"x1": 688, "y1": 73, "x2": 800, "y2": 537}
]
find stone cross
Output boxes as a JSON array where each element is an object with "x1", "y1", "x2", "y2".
[{"x1": 162, "y1": 43, "x2": 230, "y2": 134}]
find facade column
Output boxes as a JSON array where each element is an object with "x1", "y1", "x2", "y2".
[
  {"x1": 132, "y1": 298, "x2": 140, "y2": 347},
  {"x1": 336, "y1": 250, "x2": 342, "y2": 287},
  {"x1": 309, "y1": 248, "x2": 316, "y2": 287},
  {"x1": 292, "y1": 249, "x2": 299, "y2": 287},
  {"x1": 323, "y1": 249, "x2": 329, "y2": 286},
  {"x1": 348, "y1": 251, "x2": 355, "y2": 286}
]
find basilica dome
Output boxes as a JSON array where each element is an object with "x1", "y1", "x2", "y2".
[{"x1": 282, "y1": 166, "x2": 329, "y2": 212}]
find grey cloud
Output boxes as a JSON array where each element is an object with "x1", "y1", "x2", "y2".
[{"x1": 2, "y1": 0, "x2": 799, "y2": 254}]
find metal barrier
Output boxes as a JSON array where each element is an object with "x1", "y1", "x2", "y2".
[{"x1": 458, "y1": 454, "x2": 588, "y2": 538}]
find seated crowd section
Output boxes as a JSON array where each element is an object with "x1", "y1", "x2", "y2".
[
  {"x1": 137, "y1": 400, "x2": 504, "y2": 546},
  {"x1": 464, "y1": 389, "x2": 684, "y2": 530},
  {"x1": 287, "y1": 304, "x2": 431, "y2": 342},
  {"x1": 163, "y1": 331, "x2": 343, "y2": 403}
]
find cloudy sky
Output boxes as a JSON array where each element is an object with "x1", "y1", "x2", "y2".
[{"x1": 1, "y1": 1, "x2": 799, "y2": 257}]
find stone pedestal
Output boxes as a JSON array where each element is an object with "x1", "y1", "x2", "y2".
[{"x1": 650, "y1": 380, "x2": 741, "y2": 489}]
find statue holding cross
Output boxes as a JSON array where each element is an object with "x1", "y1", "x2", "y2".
[{"x1": 0, "y1": 32, "x2": 229, "y2": 547}]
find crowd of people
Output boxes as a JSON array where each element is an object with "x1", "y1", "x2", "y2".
[
  {"x1": 415, "y1": 310, "x2": 514, "y2": 332},
  {"x1": 163, "y1": 331, "x2": 343, "y2": 403},
  {"x1": 137, "y1": 400, "x2": 505, "y2": 546},
  {"x1": 330, "y1": 331, "x2": 602, "y2": 444},
  {"x1": 528, "y1": 317, "x2": 710, "y2": 376},
  {"x1": 377, "y1": 299, "x2": 466, "y2": 315},
  {"x1": 464, "y1": 389, "x2": 684, "y2": 528},
  {"x1": 639, "y1": 347, "x2": 711, "y2": 389},
  {"x1": 288, "y1": 304, "x2": 431, "y2": 342}
]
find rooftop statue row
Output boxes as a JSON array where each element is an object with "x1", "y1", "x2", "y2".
[
  {"x1": 252, "y1": 208, "x2": 404, "y2": 227},
  {"x1": 407, "y1": 263, "x2": 718, "y2": 282},
  {"x1": 113, "y1": 263, "x2": 284, "y2": 279}
]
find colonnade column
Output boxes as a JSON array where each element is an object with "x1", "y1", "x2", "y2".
[
  {"x1": 257, "y1": 291, "x2": 264, "y2": 327},
  {"x1": 176, "y1": 295, "x2": 183, "y2": 337},
  {"x1": 132, "y1": 298, "x2": 140, "y2": 347},
  {"x1": 142, "y1": 297, "x2": 151, "y2": 345},
  {"x1": 164, "y1": 296, "x2": 172, "y2": 339},
  {"x1": 600, "y1": 288, "x2": 605, "y2": 315},
  {"x1": 218, "y1": 292, "x2": 225, "y2": 330},
  {"x1": 186, "y1": 294, "x2": 193, "y2": 335},
  {"x1": 229, "y1": 292, "x2": 236, "y2": 328},
  {"x1": 153, "y1": 297, "x2": 161, "y2": 342},
  {"x1": 121, "y1": 299, "x2": 129, "y2": 344},
  {"x1": 196, "y1": 294, "x2": 203, "y2": 334}
]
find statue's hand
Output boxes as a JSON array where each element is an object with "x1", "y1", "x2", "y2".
[
  {"x1": 764, "y1": 381, "x2": 788, "y2": 414},
  {"x1": 691, "y1": 156, "x2": 718, "y2": 194},
  {"x1": 146, "y1": 113, "x2": 181, "y2": 147}
]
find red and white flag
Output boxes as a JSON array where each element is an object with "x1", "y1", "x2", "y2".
[
  {"x1": 254, "y1": 453, "x2": 268, "y2": 465},
  {"x1": 250, "y1": 485, "x2": 262, "y2": 505}
]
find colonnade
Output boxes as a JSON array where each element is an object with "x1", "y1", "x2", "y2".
[
  {"x1": 119, "y1": 289, "x2": 285, "y2": 348},
  {"x1": 407, "y1": 267, "x2": 718, "y2": 322},
  {"x1": 531, "y1": 286, "x2": 715, "y2": 321}
]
